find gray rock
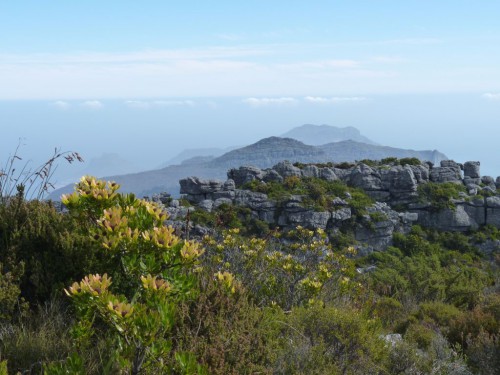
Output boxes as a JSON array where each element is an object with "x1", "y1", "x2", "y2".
[
  {"x1": 332, "y1": 197, "x2": 348, "y2": 206},
  {"x1": 464, "y1": 203, "x2": 486, "y2": 226},
  {"x1": 223, "y1": 179, "x2": 236, "y2": 191},
  {"x1": 482, "y1": 186, "x2": 497, "y2": 195},
  {"x1": 429, "y1": 167, "x2": 462, "y2": 183},
  {"x1": 234, "y1": 189, "x2": 270, "y2": 210},
  {"x1": 440, "y1": 160, "x2": 462, "y2": 170},
  {"x1": 213, "y1": 198, "x2": 233, "y2": 209},
  {"x1": 464, "y1": 161, "x2": 480, "y2": 179},
  {"x1": 212, "y1": 190, "x2": 236, "y2": 200},
  {"x1": 389, "y1": 165, "x2": 418, "y2": 193},
  {"x1": 482, "y1": 175, "x2": 495, "y2": 187},
  {"x1": 262, "y1": 169, "x2": 283, "y2": 183},
  {"x1": 409, "y1": 164, "x2": 430, "y2": 183},
  {"x1": 273, "y1": 160, "x2": 302, "y2": 178},
  {"x1": 331, "y1": 207, "x2": 352, "y2": 221},
  {"x1": 286, "y1": 210, "x2": 331, "y2": 229},
  {"x1": 301, "y1": 165, "x2": 320, "y2": 178},
  {"x1": 198, "y1": 199, "x2": 214, "y2": 212},
  {"x1": 185, "y1": 193, "x2": 208, "y2": 204},
  {"x1": 227, "y1": 166, "x2": 264, "y2": 186},
  {"x1": 259, "y1": 210, "x2": 277, "y2": 224},
  {"x1": 464, "y1": 177, "x2": 482, "y2": 186},
  {"x1": 333, "y1": 168, "x2": 352, "y2": 181},
  {"x1": 496, "y1": 177, "x2": 500, "y2": 189},
  {"x1": 348, "y1": 163, "x2": 382, "y2": 191},
  {"x1": 399, "y1": 212, "x2": 419, "y2": 223},
  {"x1": 416, "y1": 205, "x2": 478, "y2": 231},
  {"x1": 486, "y1": 196, "x2": 500, "y2": 208},
  {"x1": 179, "y1": 176, "x2": 223, "y2": 195},
  {"x1": 319, "y1": 167, "x2": 338, "y2": 181}
]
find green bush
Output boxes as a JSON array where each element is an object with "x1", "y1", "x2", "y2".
[
  {"x1": 0, "y1": 197, "x2": 98, "y2": 306},
  {"x1": 275, "y1": 304, "x2": 389, "y2": 374},
  {"x1": 418, "y1": 182, "x2": 467, "y2": 211}
]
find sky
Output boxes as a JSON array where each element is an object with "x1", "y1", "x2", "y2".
[{"x1": 1, "y1": 1, "x2": 500, "y2": 182}]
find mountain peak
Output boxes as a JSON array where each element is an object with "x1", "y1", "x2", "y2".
[{"x1": 282, "y1": 124, "x2": 376, "y2": 146}]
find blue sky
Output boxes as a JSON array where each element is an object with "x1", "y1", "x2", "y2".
[
  {"x1": 1, "y1": 1, "x2": 500, "y2": 181},
  {"x1": 1, "y1": 1, "x2": 500, "y2": 99}
]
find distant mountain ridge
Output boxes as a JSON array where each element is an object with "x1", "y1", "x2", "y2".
[
  {"x1": 49, "y1": 133, "x2": 448, "y2": 199},
  {"x1": 282, "y1": 124, "x2": 377, "y2": 146}
]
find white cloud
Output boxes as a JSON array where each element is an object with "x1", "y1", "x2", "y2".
[
  {"x1": 153, "y1": 100, "x2": 195, "y2": 107},
  {"x1": 81, "y1": 100, "x2": 103, "y2": 110},
  {"x1": 51, "y1": 100, "x2": 70, "y2": 110},
  {"x1": 482, "y1": 93, "x2": 500, "y2": 101},
  {"x1": 304, "y1": 96, "x2": 367, "y2": 104},
  {"x1": 242, "y1": 97, "x2": 297, "y2": 107},
  {"x1": 124, "y1": 100, "x2": 195, "y2": 109}
]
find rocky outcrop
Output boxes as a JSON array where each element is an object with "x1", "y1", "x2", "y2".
[{"x1": 173, "y1": 158, "x2": 500, "y2": 252}]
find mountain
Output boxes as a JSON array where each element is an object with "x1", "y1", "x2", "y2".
[
  {"x1": 211, "y1": 137, "x2": 326, "y2": 168},
  {"x1": 282, "y1": 124, "x2": 377, "y2": 145},
  {"x1": 49, "y1": 136, "x2": 448, "y2": 199},
  {"x1": 319, "y1": 140, "x2": 446, "y2": 165}
]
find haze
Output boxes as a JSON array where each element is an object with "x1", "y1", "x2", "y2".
[{"x1": 1, "y1": 1, "x2": 500, "y2": 185}]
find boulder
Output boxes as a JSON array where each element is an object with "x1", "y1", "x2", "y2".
[
  {"x1": 285, "y1": 210, "x2": 331, "y2": 229},
  {"x1": 331, "y1": 207, "x2": 352, "y2": 221},
  {"x1": 198, "y1": 199, "x2": 214, "y2": 212},
  {"x1": 227, "y1": 166, "x2": 264, "y2": 187},
  {"x1": 416, "y1": 205, "x2": 478, "y2": 231},
  {"x1": 486, "y1": 196, "x2": 500, "y2": 226},
  {"x1": 348, "y1": 163, "x2": 382, "y2": 191},
  {"x1": 234, "y1": 189, "x2": 270, "y2": 210},
  {"x1": 319, "y1": 167, "x2": 338, "y2": 181},
  {"x1": 409, "y1": 164, "x2": 430, "y2": 183},
  {"x1": 273, "y1": 160, "x2": 302, "y2": 178},
  {"x1": 429, "y1": 166, "x2": 462, "y2": 183},
  {"x1": 464, "y1": 161, "x2": 480, "y2": 179},
  {"x1": 223, "y1": 179, "x2": 236, "y2": 191},
  {"x1": 179, "y1": 176, "x2": 223, "y2": 195},
  {"x1": 301, "y1": 165, "x2": 320, "y2": 178},
  {"x1": 262, "y1": 169, "x2": 283, "y2": 183}
]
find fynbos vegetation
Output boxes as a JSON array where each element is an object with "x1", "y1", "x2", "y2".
[{"x1": 0, "y1": 156, "x2": 499, "y2": 373}]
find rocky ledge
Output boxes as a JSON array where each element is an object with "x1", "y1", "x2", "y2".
[{"x1": 166, "y1": 159, "x2": 500, "y2": 253}]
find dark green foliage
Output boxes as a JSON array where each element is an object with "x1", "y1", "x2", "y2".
[
  {"x1": 398, "y1": 157, "x2": 421, "y2": 166},
  {"x1": 368, "y1": 232, "x2": 492, "y2": 307},
  {"x1": 418, "y1": 181, "x2": 467, "y2": 211},
  {"x1": 275, "y1": 304, "x2": 389, "y2": 374},
  {"x1": 172, "y1": 277, "x2": 278, "y2": 375},
  {"x1": 0, "y1": 197, "x2": 98, "y2": 306},
  {"x1": 243, "y1": 176, "x2": 373, "y2": 215}
]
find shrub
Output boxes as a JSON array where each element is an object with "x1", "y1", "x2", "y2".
[
  {"x1": 275, "y1": 304, "x2": 389, "y2": 374},
  {"x1": 171, "y1": 276, "x2": 278, "y2": 374},
  {"x1": 418, "y1": 182, "x2": 467, "y2": 211},
  {"x1": 0, "y1": 196, "x2": 98, "y2": 306},
  {"x1": 57, "y1": 176, "x2": 208, "y2": 374}
]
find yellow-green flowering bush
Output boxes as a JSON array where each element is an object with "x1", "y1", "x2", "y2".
[
  {"x1": 47, "y1": 176, "x2": 207, "y2": 374},
  {"x1": 203, "y1": 225, "x2": 359, "y2": 309}
]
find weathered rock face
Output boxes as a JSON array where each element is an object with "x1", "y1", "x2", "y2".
[
  {"x1": 227, "y1": 166, "x2": 264, "y2": 186},
  {"x1": 464, "y1": 161, "x2": 480, "y2": 179},
  {"x1": 430, "y1": 160, "x2": 462, "y2": 183},
  {"x1": 348, "y1": 164, "x2": 382, "y2": 191},
  {"x1": 179, "y1": 176, "x2": 224, "y2": 195},
  {"x1": 177, "y1": 158, "x2": 500, "y2": 252}
]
